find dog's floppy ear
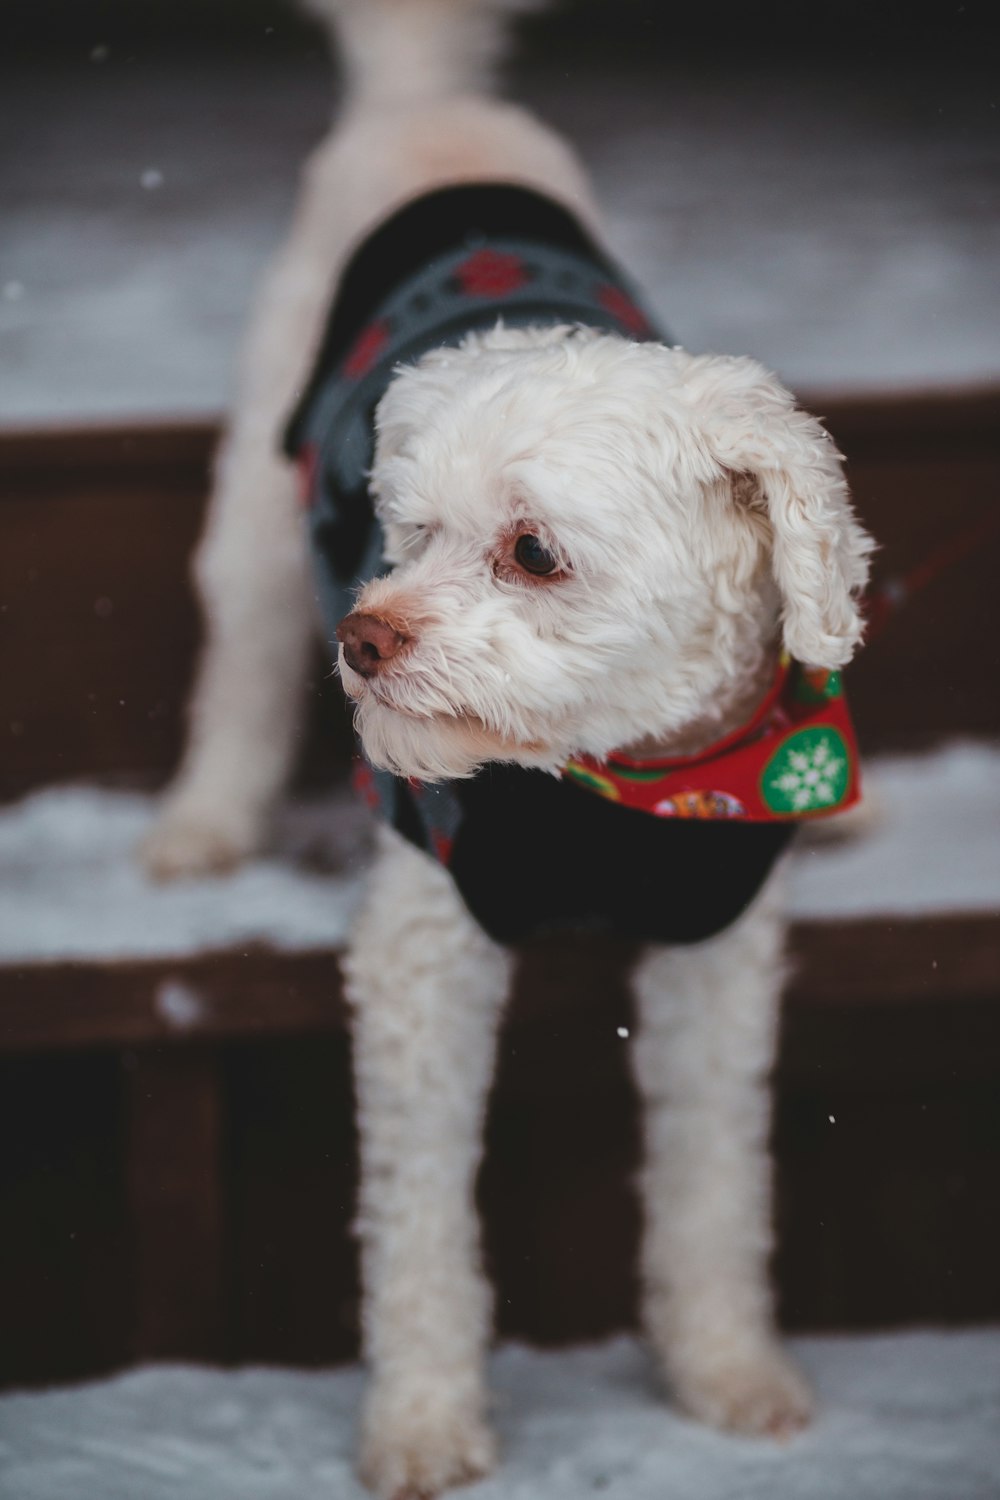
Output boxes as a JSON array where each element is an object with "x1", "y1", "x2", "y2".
[{"x1": 676, "y1": 351, "x2": 873, "y2": 669}]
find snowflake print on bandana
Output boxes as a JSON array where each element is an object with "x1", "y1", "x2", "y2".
[{"x1": 761, "y1": 726, "x2": 851, "y2": 815}]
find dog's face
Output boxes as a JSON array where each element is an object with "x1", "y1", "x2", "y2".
[{"x1": 337, "y1": 326, "x2": 872, "y2": 781}]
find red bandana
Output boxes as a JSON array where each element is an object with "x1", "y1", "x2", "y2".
[{"x1": 563, "y1": 658, "x2": 861, "y2": 822}]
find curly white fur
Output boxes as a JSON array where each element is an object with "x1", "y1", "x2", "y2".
[
  {"x1": 346, "y1": 826, "x2": 512, "y2": 1496},
  {"x1": 141, "y1": 1, "x2": 872, "y2": 1494}
]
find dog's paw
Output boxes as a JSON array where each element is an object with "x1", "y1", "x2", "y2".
[
  {"x1": 672, "y1": 1345, "x2": 814, "y2": 1441},
  {"x1": 139, "y1": 804, "x2": 260, "y2": 881},
  {"x1": 359, "y1": 1390, "x2": 497, "y2": 1499}
]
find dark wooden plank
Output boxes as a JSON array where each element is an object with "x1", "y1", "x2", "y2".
[
  {"x1": 2, "y1": 386, "x2": 995, "y2": 477},
  {"x1": 1, "y1": 913, "x2": 997, "y2": 1056},
  {"x1": 0, "y1": 452, "x2": 208, "y2": 792},
  {"x1": 226, "y1": 1035, "x2": 361, "y2": 1366},
  {"x1": 814, "y1": 384, "x2": 1000, "y2": 452},
  {"x1": 842, "y1": 440, "x2": 1000, "y2": 748},
  {"x1": 0, "y1": 419, "x2": 352, "y2": 799},
  {"x1": 0, "y1": 948, "x2": 348, "y2": 1053},
  {"x1": 0, "y1": 1051, "x2": 129, "y2": 1388},
  {"x1": 0, "y1": 387, "x2": 994, "y2": 479},
  {"x1": 775, "y1": 1075, "x2": 1000, "y2": 1330},
  {"x1": 0, "y1": 914, "x2": 998, "y2": 1387},
  {"x1": 0, "y1": 419, "x2": 216, "y2": 476},
  {"x1": 787, "y1": 915, "x2": 1000, "y2": 1005},
  {"x1": 122, "y1": 1046, "x2": 224, "y2": 1358}
]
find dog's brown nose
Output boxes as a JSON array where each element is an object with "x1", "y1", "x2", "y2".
[{"x1": 337, "y1": 612, "x2": 408, "y2": 677}]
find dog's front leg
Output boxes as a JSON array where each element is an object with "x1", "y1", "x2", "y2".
[
  {"x1": 140, "y1": 434, "x2": 313, "y2": 880},
  {"x1": 630, "y1": 879, "x2": 813, "y2": 1439},
  {"x1": 346, "y1": 829, "x2": 512, "y2": 1499},
  {"x1": 141, "y1": 195, "x2": 336, "y2": 880}
]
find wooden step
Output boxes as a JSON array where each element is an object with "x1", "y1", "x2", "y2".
[
  {"x1": 1, "y1": 906, "x2": 998, "y2": 1388},
  {"x1": 4, "y1": 914, "x2": 999, "y2": 1063}
]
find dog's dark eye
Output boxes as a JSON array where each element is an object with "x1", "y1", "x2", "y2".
[{"x1": 514, "y1": 534, "x2": 558, "y2": 576}]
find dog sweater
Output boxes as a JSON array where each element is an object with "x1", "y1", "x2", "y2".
[{"x1": 286, "y1": 184, "x2": 860, "y2": 946}]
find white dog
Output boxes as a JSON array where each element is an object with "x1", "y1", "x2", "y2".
[{"x1": 142, "y1": 1, "x2": 873, "y2": 1494}]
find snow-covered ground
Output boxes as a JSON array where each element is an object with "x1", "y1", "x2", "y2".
[
  {"x1": 0, "y1": 782, "x2": 370, "y2": 961},
  {"x1": 1, "y1": 52, "x2": 998, "y2": 424},
  {"x1": 1, "y1": 1331, "x2": 998, "y2": 1500},
  {"x1": 0, "y1": 742, "x2": 997, "y2": 963}
]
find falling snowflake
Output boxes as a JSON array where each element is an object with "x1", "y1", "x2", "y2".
[{"x1": 761, "y1": 726, "x2": 851, "y2": 815}]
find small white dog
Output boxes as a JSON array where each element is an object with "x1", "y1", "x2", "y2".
[{"x1": 143, "y1": 1, "x2": 873, "y2": 1494}]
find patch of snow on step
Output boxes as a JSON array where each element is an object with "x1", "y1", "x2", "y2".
[
  {"x1": 0, "y1": 786, "x2": 369, "y2": 962},
  {"x1": 788, "y1": 740, "x2": 1000, "y2": 920},
  {"x1": 0, "y1": 741, "x2": 997, "y2": 963}
]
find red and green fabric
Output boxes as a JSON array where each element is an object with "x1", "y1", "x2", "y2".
[{"x1": 563, "y1": 658, "x2": 860, "y2": 823}]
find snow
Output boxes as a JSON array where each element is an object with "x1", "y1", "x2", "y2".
[
  {"x1": 0, "y1": 54, "x2": 998, "y2": 424},
  {"x1": 0, "y1": 741, "x2": 997, "y2": 964},
  {"x1": 1, "y1": 1332, "x2": 998, "y2": 1500},
  {"x1": 789, "y1": 740, "x2": 1000, "y2": 920},
  {"x1": 0, "y1": 785, "x2": 370, "y2": 962}
]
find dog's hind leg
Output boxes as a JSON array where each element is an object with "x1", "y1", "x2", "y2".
[
  {"x1": 630, "y1": 878, "x2": 813, "y2": 1439},
  {"x1": 346, "y1": 828, "x2": 512, "y2": 1498}
]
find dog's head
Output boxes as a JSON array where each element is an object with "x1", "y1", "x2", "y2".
[{"x1": 337, "y1": 326, "x2": 872, "y2": 780}]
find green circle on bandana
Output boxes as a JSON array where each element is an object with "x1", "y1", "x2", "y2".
[{"x1": 761, "y1": 726, "x2": 851, "y2": 815}]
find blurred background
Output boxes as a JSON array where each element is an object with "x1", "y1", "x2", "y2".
[
  {"x1": 3, "y1": 0, "x2": 1000, "y2": 422},
  {"x1": 1, "y1": 0, "x2": 999, "y2": 1439}
]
